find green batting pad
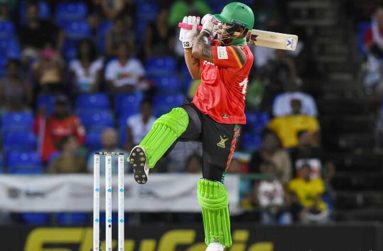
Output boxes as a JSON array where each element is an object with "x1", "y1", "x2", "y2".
[
  {"x1": 197, "y1": 179, "x2": 232, "y2": 247},
  {"x1": 139, "y1": 107, "x2": 189, "y2": 168}
]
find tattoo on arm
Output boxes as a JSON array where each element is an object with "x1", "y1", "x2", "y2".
[{"x1": 192, "y1": 31, "x2": 213, "y2": 61}]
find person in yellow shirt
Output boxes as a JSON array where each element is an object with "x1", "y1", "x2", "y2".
[
  {"x1": 267, "y1": 99, "x2": 319, "y2": 148},
  {"x1": 288, "y1": 163, "x2": 330, "y2": 223}
]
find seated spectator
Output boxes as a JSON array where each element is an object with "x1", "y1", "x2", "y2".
[
  {"x1": 272, "y1": 78, "x2": 317, "y2": 117},
  {"x1": 69, "y1": 39, "x2": 103, "y2": 95},
  {"x1": 290, "y1": 130, "x2": 336, "y2": 198},
  {"x1": 87, "y1": 128, "x2": 128, "y2": 175},
  {"x1": 125, "y1": 100, "x2": 156, "y2": 151},
  {"x1": 253, "y1": 161, "x2": 289, "y2": 225},
  {"x1": 143, "y1": 8, "x2": 175, "y2": 58},
  {"x1": 0, "y1": 59, "x2": 32, "y2": 112},
  {"x1": 248, "y1": 130, "x2": 292, "y2": 185},
  {"x1": 105, "y1": 42, "x2": 148, "y2": 94},
  {"x1": 33, "y1": 95, "x2": 86, "y2": 163},
  {"x1": 168, "y1": 0, "x2": 211, "y2": 27},
  {"x1": 49, "y1": 136, "x2": 87, "y2": 173},
  {"x1": 267, "y1": 99, "x2": 320, "y2": 148},
  {"x1": 19, "y1": 2, "x2": 64, "y2": 63},
  {"x1": 288, "y1": 164, "x2": 330, "y2": 224},
  {"x1": 363, "y1": 7, "x2": 383, "y2": 93},
  {"x1": 32, "y1": 46, "x2": 65, "y2": 94},
  {"x1": 105, "y1": 15, "x2": 135, "y2": 58}
]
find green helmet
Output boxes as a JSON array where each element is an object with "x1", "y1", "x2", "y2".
[{"x1": 214, "y1": 2, "x2": 255, "y2": 30}]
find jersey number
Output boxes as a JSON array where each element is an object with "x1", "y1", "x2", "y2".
[{"x1": 239, "y1": 78, "x2": 248, "y2": 98}]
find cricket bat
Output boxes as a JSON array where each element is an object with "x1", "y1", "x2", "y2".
[{"x1": 178, "y1": 22, "x2": 298, "y2": 51}]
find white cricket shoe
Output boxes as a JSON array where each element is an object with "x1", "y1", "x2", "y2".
[
  {"x1": 128, "y1": 146, "x2": 150, "y2": 184},
  {"x1": 206, "y1": 242, "x2": 225, "y2": 251}
]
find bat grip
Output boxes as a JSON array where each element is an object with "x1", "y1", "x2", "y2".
[{"x1": 178, "y1": 22, "x2": 202, "y2": 31}]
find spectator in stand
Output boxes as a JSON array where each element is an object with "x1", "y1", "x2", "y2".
[
  {"x1": 168, "y1": 0, "x2": 211, "y2": 27},
  {"x1": 125, "y1": 100, "x2": 156, "y2": 151},
  {"x1": 248, "y1": 130, "x2": 292, "y2": 185},
  {"x1": 289, "y1": 130, "x2": 336, "y2": 196},
  {"x1": 143, "y1": 8, "x2": 175, "y2": 58},
  {"x1": 363, "y1": 7, "x2": 383, "y2": 93},
  {"x1": 19, "y1": 2, "x2": 64, "y2": 63},
  {"x1": 48, "y1": 136, "x2": 87, "y2": 174},
  {"x1": 252, "y1": 161, "x2": 289, "y2": 225},
  {"x1": 105, "y1": 42, "x2": 148, "y2": 94},
  {"x1": 0, "y1": 59, "x2": 33, "y2": 112},
  {"x1": 69, "y1": 39, "x2": 103, "y2": 95},
  {"x1": 105, "y1": 15, "x2": 135, "y2": 58},
  {"x1": 32, "y1": 46, "x2": 65, "y2": 94},
  {"x1": 87, "y1": 127, "x2": 128, "y2": 175},
  {"x1": 288, "y1": 163, "x2": 330, "y2": 224},
  {"x1": 272, "y1": 78, "x2": 317, "y2": 117},
  {"x1": 33, "y1": 95, "x2": 86, "y2": 163},
  {"x1": 267, "y1": 99, "x2": 320, "y2": 148}
]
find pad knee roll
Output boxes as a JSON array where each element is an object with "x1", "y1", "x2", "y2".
[{"x1": 139, "y1": 107, "x2": 189, "y2": 167}]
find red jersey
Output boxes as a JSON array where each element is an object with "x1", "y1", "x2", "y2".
[
  {"x1": 33, "y1": 114, "x2": 86, "y2": 162},
  {"x1": 192, "y1": 44, "x2": 254, "y2": 124}
]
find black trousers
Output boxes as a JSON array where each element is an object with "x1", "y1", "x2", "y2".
[{"x1": 177, "y1": 103, "x2": 241, "y2": 182}]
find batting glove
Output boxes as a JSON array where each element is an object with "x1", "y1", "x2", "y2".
[
  {"x1": 201, "y1": 14, "x2": 215, "y2": 35},
  {"x1": 179, "y1": 16, "x2": 200, "y2": 48}
]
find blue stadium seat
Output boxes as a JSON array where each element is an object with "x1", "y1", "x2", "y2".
[
  {"x1": 62, "y1": 20, "x2": 91, "y2": 40},
  {"x1": 96, "y1": 21, "x2": 112, "y2": 54},
  {"x1": 76, "y1": 93, "x2": 110, "y2": 111},
  {"x1": 240, "y1": 133, "x2": 262, "y2": 152},
  {"x1": 114, "y1": 92, "x2": 143, "y2": 117},
  {"x1": 3, "y1": 131, "x2": 37, "y2": 152},
  {"x1": 36, "y1": 94, "x2": 56, "y2": 114},
  {"x1": 145, "y1": 57, "x2": 177, "y2": 76},
  {"x1": 56, "y1": 2, "x2": 88, "y2": 27},
  {"x1": 78, "y1": 110, "x2": 114, "y2": 130},
  {"x1": 152, "y1": 76, "x2": 182, "y2": 95},
  {"x1": 19, "y1": 213, "x2": 50, "y2": 225},
  {"x1": 135, "y1": 20, "x2": 149, "y2": 43},
  {"x1": 85, "y1": 130, "x2": 103, "y2": 151},
  {"x1": 118, "y1": 125, "x2": 129, "y2": 147},
  {"x1": 0, "y1": 39, "x2": 21, "y2": 59},
  {"x1": 19, "y1": 1, "x2": 51, "y2": 25},
  {"x1": 62, "y1": 20, "x2": 91, "y2": 60},
  {"x1": 56, "y1": 212, "x2": 89, "y2": 226},
  {"x1": 245, "y1": 112, "x2": 270, "y2": 133},
  {"x1": 7, "y1": 151, "x2": 43, "y2": 174},
  {"x1": 136, "y1": 3, "x2": 159, "y2": 22},
  {"x1": 0, "y1": 21, "x2": 15, "y2": 40},
  {"x1": 153, "y1": 94, "x2": 185, "y2": 117},
  {"x1": 1, "y1": 111, "x2": 33, "y2": 132}
]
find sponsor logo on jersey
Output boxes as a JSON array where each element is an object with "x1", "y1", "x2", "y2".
[
  {"x1": 217, "y1": 135, "x2": 229, "y2": 149},
  {"x1": 217, "y1": 46, "x2": 228, "y2": 59}
]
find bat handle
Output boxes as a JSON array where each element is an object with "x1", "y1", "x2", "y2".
[{"x1": 178, "y1": 22, "x2": 202, "y2": 31}]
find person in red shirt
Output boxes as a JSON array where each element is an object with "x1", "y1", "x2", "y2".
[
  {"x1": 128, "y1": 2, "x2": 254, "y2": 250},
  {"x1": 33, "y1": 95, "x2": 86, "y2": 163}
]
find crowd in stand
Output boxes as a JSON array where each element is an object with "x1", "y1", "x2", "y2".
[{"x1": 0, "y1": 0, "x2": 334, "y2": 225}]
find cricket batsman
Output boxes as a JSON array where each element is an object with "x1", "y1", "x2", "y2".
[{"x1": 128, "y1": 2, "x2": 254, "y2": 250}]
